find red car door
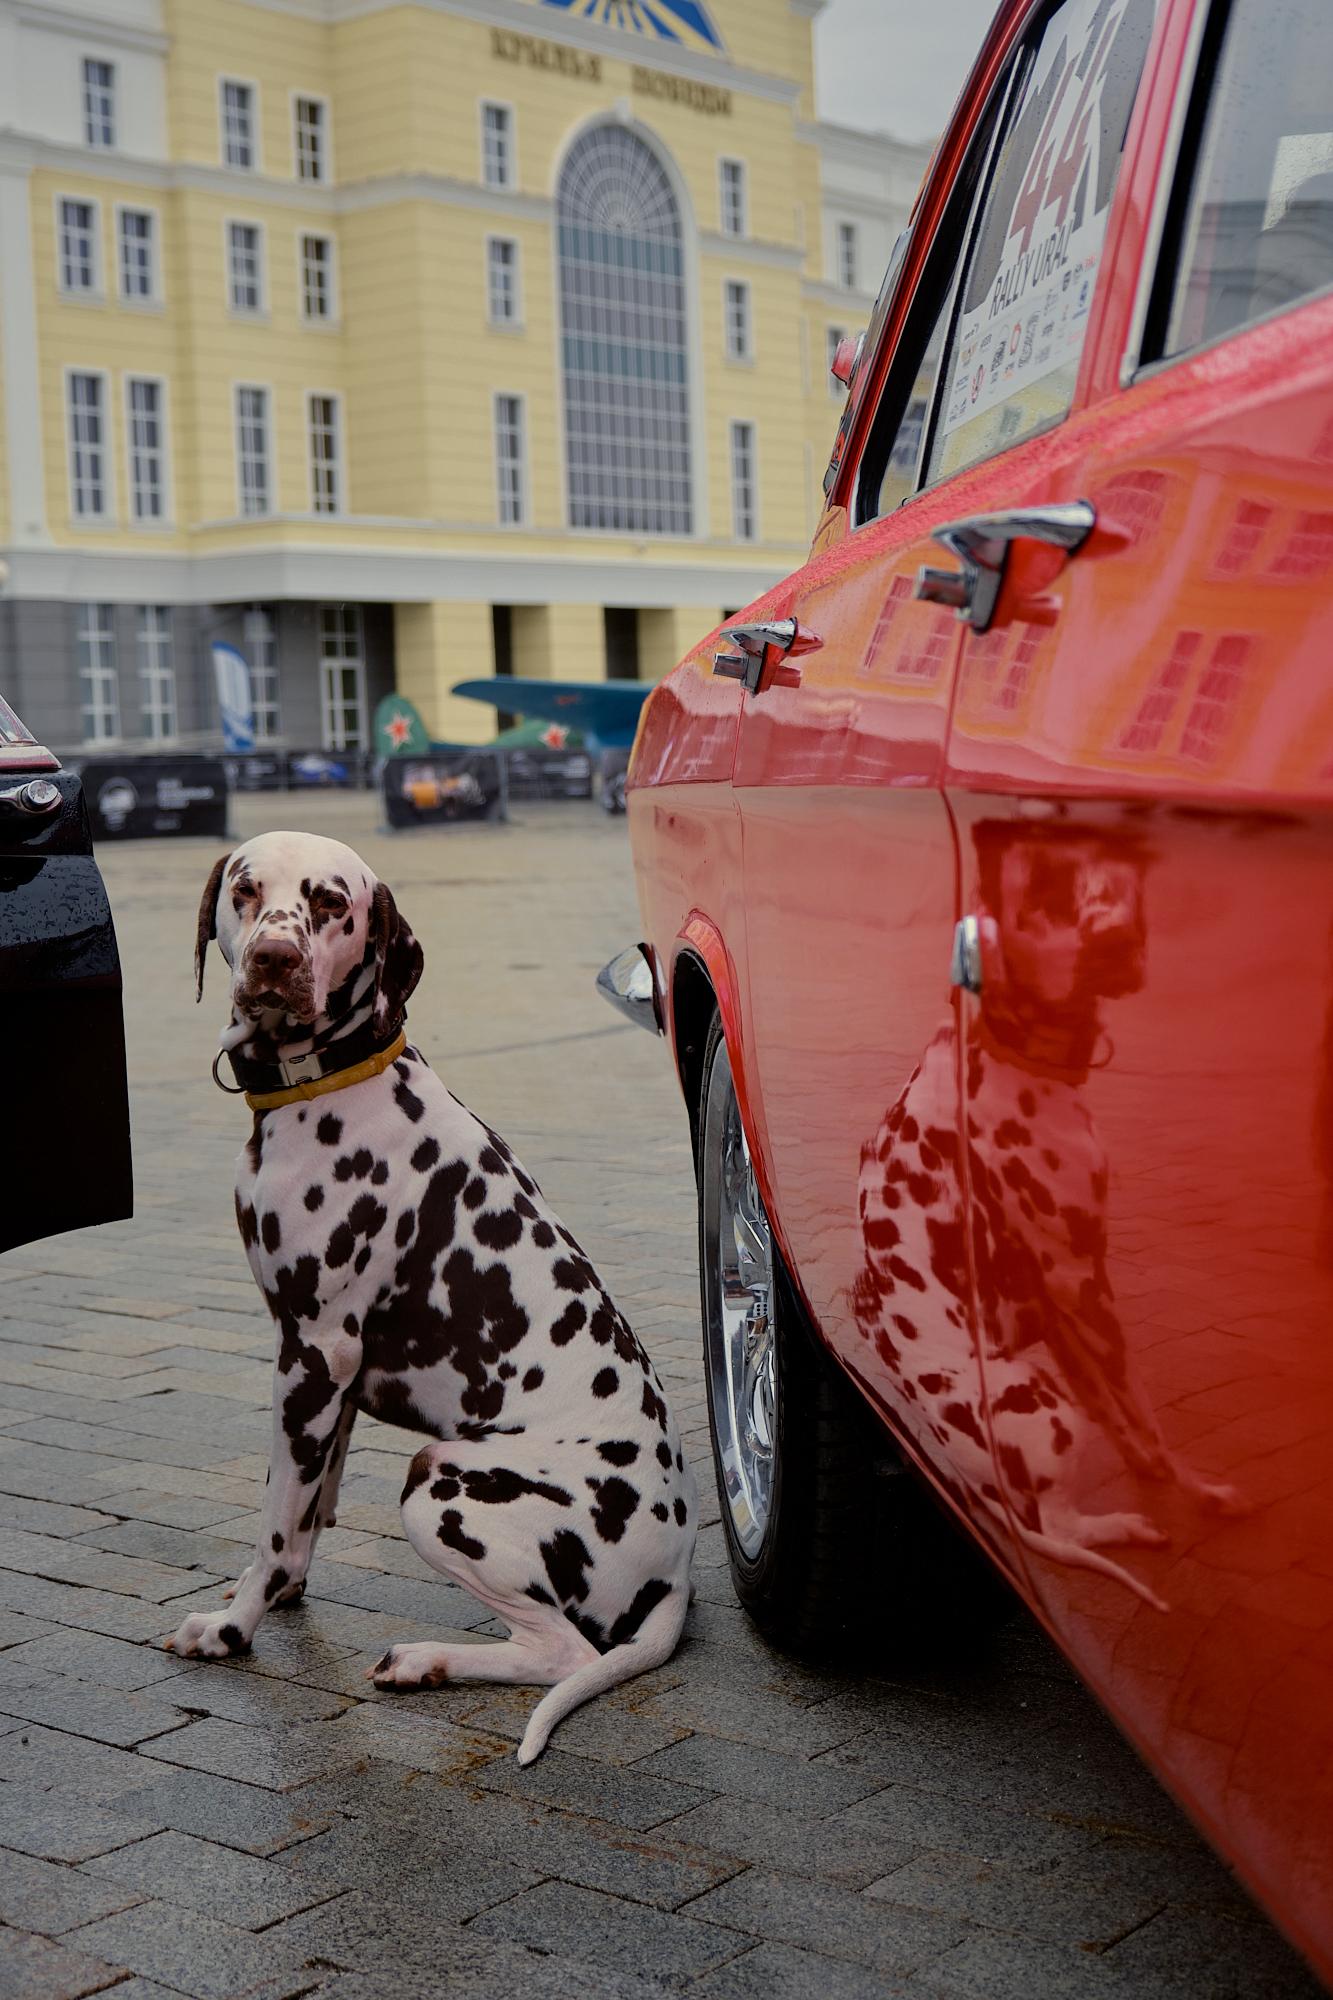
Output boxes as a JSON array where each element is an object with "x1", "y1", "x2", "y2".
[
  {"x1": 726, "y1": 11, "x2": 1070, "y2": 1569},
  {"x1": 937, "y1": 0, "x2": 1333, "y2": 1970}
]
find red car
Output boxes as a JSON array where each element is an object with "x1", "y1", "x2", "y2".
[{"x1": 604, "y1": 0, "x2": 1333, "y2": 1982}]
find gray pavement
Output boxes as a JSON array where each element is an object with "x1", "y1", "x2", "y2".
[{"x1": 0, "y1": 789, "x2": 1322, "y2": 2000}]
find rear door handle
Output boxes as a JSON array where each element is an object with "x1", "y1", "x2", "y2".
[
  {"x1": 712, "y1": 617, "x2": 818, "y2": 694},
  {"x1": 914, "y1": 500, "x2": 1096, "y2": 633}
]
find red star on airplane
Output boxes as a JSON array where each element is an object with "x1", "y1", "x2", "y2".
[
  {"x1": 385, "y1": 712, "x2": 413, "y2": 749},
  {"x1": 541, "y1": 724, "x2": 569, "y2": 749}
]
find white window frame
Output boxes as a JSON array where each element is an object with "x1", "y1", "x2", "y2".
[
  {"x1": 480, "y1": 99, "x2": 515, "y2": 190},
  {"x1": 65, "y1": 367, "x2": 113, "y2": 521},
  {"x1": 137, "y1": 605, "x2": 177, "y2": 742},
  {"x1": 225, "y1": 217, "x2": 266, "y2": 315},
  {"x1": 56, "y1": 194, "x2": 101, "y2": 297},
  {"x1": 234, "y1": 382, "x2": 273, "y2": 518},
  {"x1": 244, "y1": 603, "x2": 282, "y2": 742},
  {"x1": 124, "y1": 374, "x2": 171, "y2": 526},
  {"x1": 115, "y1": 203, "x2": 159, "y2": 304},
  {"x1": 486, "y1": 234, "x2": 521, "y2": 327},
  {"x1": 306, "y1": 390, "x2": 342, "y2": 515},
  {"x1": 724, "y1": 277, "x2": 752, "y2": 361},
  {"x1": 719, "y1": 157, "x2": 747, "y2": 238},
  {"x1": 77, "y1": 602, "x2": 120, "y2": 743},
  {"x1": 292, "y1": 91, "x2": 330, "y2": 183},
  {"x1": 836, "y1": 219, "x2": 858, "y2": 291},
  {"x1": 82, "y1": 56, "x2": 115, "y2": 150},
  {"x1": 318, "y1": 604, "x2": 367, "y2": 752},
  {"x1": 827, "y1": 323, "x2": 847, "y2": 396},
  {"x1": 298, "y1": 231, "x2": 337, "y2": 323},
  {"x1": 220, "y1": 76, "x2": 258, "y2": 171},
  {"x1": 730, "y1": 418, "x2": 757, "y2": 542},
  {"x1": 493, "y1": 391, "x2": 527, "y2": 527}
]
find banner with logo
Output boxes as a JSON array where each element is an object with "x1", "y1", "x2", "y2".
[
  {"x1": 79, "y1": 757, "x2": 229, "y2": 840},
  {"x1": 212, "y1": 641, "x2": 255, "y2": 755}
]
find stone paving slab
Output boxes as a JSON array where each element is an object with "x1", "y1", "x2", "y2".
[{"x1": 0, "y1": 794, "x2": 1324, "y2": 2000}]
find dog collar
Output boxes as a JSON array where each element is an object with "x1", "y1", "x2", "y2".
[{"x1": 213, "y1": 1026, "x2": 407, "y2": 1112}]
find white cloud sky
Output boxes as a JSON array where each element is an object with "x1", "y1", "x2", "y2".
[{"x1": 814, "y1": 0, "x2": 999, "y2": 142}]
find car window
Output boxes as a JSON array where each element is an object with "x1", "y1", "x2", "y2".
[
  {"x1": 923, "y1": 0, "x2": 1157, "y2": 488},
  {"x1": 1155, "y1": 0, "x2": 1333, "y2": 359},
  {"x1": 0, "y1": 695, "x2": 37, "y2": 746}
]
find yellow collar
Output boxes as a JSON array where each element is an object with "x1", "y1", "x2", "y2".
[{"x1": 246, "y1": 1030, "x2": 407, "y2": 1112}]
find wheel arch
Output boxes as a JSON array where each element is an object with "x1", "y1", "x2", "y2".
[{"x1": 668, "y1": 914, "x2": 776, "y2": 1238}]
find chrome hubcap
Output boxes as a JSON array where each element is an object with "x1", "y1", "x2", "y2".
[{"x1": 703, "y1": 1044, "x2": 777, "y2": 1559}]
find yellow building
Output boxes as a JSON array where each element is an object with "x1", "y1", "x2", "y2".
[{"x1": 0, "y1": 0, "x2": 929, "y2": 752}]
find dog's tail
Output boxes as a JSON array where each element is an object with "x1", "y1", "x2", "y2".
[{"x1": 517, "y1": 1580, "x2": 689, "y2": 1766}]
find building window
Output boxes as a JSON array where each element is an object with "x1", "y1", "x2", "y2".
[
  {"x1": 67, "y1": 372, "x2": 107, "y2": 518},
  {"x1": 494, "y1": 394, "x2": 525, "y2": 526},
  {"x1": 318, "y1": 605, "x2": 366, "y2": 751},
  {"x1": 221, "y1": 79, "x2": 255, "y2": 169},
  {"x1": 837, "y1": 220, "x2": 858, "y2": 291},
  {"x1": 730, "y1": 420, "x2": 756, "y2": 541},
  {"x1": 77, "y1": 604, "x2": 119, "y2": 742},
  {"x1": 308, "y1": 393, "x2": 340, "y2": 514},
  {"x1": 126, "y1": 377, "x2": 166, "y2": 521},
  {"x1": 300, "y1": 233, "x2": 333, "y2": 321},
  {"x1": 83, "y1": 58, "x2": 115, "y2": 149},
  {"x1": 487, "y1": 236, "x2": 519, "y2": 325},
  {"x1": 118, "y1": 208, "x2": 155, "y2": 300},
  {"x1": 558, "y1": 125, "x2": 691, "y2": 536},
  {"x1": 227, "y1": 222, "x2": 263, "y2": 312},
  {"x1": 137, "y1": 606, "x2": 176, "y2": 741},
  {"x1": 58, "y1": 198, "x2": 98, "y2": 294},
  {"x1": 235, "y1": 385, "x2": 270, "y2": 516},
  {"x1": 719, "y1": 158, "x2": 746, "y2": 237},
  {"x1": 724, "y1": 279, "x2": 751, "y2": 360},
  {"x1": 294, "y1": 95, "x2": 326, "y2": 182},
  {"x1": 481, "y1": 102, "x2": 513, "y2": 189},
  {"x1": 827, "y1": 323, "x2": 847, "y2": 394},
  {"x1": 244, "y1": 604, "x2": 281, "y2": 740}
]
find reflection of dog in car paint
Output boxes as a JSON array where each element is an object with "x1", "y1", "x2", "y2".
[{"x1": 853, "y1": 824, "x2": 1236, "y2": 1608}]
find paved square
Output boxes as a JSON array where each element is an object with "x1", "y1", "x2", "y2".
[{"x1": 0, "y1": 790, "x2": 1321, "y2": 1999}]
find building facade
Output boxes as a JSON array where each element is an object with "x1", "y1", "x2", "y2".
[{"x1": 0, "y1": 0, "x2": 931, "y2": 753}]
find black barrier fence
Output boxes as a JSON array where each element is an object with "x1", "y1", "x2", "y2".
[
  {"x1": 76, "y1": 756, "x2": 229, "y2": 841},
  {"x1": 381, "y1": 751, "x2": 506, "y2": 829},
  {"x1": 225, "y1": 749, "x2": 376, "y2": 791},
  {"x1": 503, "y1": 746, "x2": 594, "y2": 800}
]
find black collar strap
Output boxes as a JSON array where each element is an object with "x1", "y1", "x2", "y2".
[{"x1": 214, "y1": 1015, "x2": 405, "y2": 1107}]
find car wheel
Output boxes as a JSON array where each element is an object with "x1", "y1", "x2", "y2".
[{"x1": 696, "y1": 1011, "x2": 1009, "y2": 1656}]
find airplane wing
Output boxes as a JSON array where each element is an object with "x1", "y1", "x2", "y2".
[{"x1": 449, "y1": 678, "x2": 649, "y2": 752}]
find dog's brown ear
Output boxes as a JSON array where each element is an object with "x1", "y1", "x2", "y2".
[
  {"x1": 369, "y1": 881, "x2": 424, "y2": 1036},
  {"x1": 195, "y1": 853, "x2": 230, "y2": 1002}
]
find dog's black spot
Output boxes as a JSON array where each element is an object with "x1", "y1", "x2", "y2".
[
  {"x1": 642, "y1": 1382, "x2": 668, "y2": 1430},
  {"x1": 371, "y1": 1160, "x2": 389, "y2": 1186},
  {"x1": 395, "y1": 1080, "x2": 425, "y2": 1123},
  {"x1": 260, "y1": 1211, "x2": 282, "y2": 1254},
  {"x1": 652, "y1": 1501, "x2": 668, "y2": 1521},
  {"x1": 541, "y1": 1528, "x2": 593, "y2": 1603},
  {"x1": 463, "y1": 1177, "x2": 486, "y2": 1210},
  {"x1": 304, "y1": 1185, "x2": 324, "y2": 1212},
  {"x1": 598, "y1": 1440, "x2": 639, "y2": 1467},
  {"x1": 317, "y1": 1113, "x2": 342, "y2": 1146},
  {"x1": 476, "y1": 1208, "x2": 523, "y2": 1252},
  {"x1": 402, "y1": 1445, "x2": 436, "y2": 1503},
  {"x1": 605, "y1": 1576, "x2": 672, "y2": 1648},
  {"x1": 553, "y1": 1255, "x2": 595, "y2": 1294},
  {"x1": 348, "y1": 1193, "x2": 388, "y2": 1239},
  {"x1": 395, "y1": 1207, "x2": 415, "y2": 1249},
  {"x1": 236, "y1": 1198, "x2": 258, "y2": 1249},
  {"x1": 454, "y1": 1465, "x2": 571, "y2": 1508},
  {"x1": 589, "y1": 1476, "x2": 639, "y2": 1544},
  {"x1": 271, "y1": 1533, "x2": 284, "y2": 1553},
  {"x1": 478, "y1": 1146, "x2": 505, "y2": 1175},
  {"x1": 217, "y1": 1623, "x2": 250, "y2": 1655},
  {"x1": 264, "y1": 1567, "x2": 291, "y2": 1602},
  {"x1": 524, "y1": 1582, "x2": 556, "y2": 1606},
  {"x1": 438, "y1": 1511, "x2": 485, "y2": 1562},
  {"x1": 531, "y1": 1221, "x2": 556, "y2": 1249},
  {"x1": 592, "y1": 1367, "x2": 618, "y2": 1399},
  {"x1": 412, "y1": 1138, "x2": 440, "y2": 1172},
  {"x1": 522, "y1": 1367, "x2": 544, "y2": 1392},
  {"x1": 656, "y1": 1441, "x2": 672, "y2": 1469},
  {"x1": 353, "y1": 1245, "x2": 371, "y2": 1275},
  {"x1": 551, "y1": 1300, "x2": 586, "y2": 1347},
  {"x1": 674, "y1": 1497, "x2": 687, "y2": 1526},
  {"x1": 326, "y1": 1222, "x2": 356, "y2": 1268}
]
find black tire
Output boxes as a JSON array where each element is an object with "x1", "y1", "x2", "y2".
[{"x1": 696, "y1": 1010, "x2": 1009, "y2": 1658}]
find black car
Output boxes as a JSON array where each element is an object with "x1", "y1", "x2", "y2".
[{"x1": 0, "y1": 695, "x2": 131, "y2": 1250}]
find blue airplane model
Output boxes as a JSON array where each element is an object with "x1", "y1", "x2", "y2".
[{"x1": 449, "y1": 677, "x2": 649, "y2": 752}]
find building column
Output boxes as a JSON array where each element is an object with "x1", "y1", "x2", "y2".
[
  {"x1": 511, "y1": 603, "x2": 605, "y2": 681},
  {"x1": 393, "y1": 600, "x2": 496, "y2": 745},
  {"x1": 638, "y1": 606, "x2": 723, "y2": 683},
  {"x1": 0, "y1": 159, "x2": 50, "y2": 546}
]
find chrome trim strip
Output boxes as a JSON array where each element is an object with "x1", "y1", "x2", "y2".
[
  {"x1": 1120, "y1": 0, "x2": 1213, "y2": 389},
  {"x1": 595, "y1": 943, "x2": 662, "y2": 1036}
]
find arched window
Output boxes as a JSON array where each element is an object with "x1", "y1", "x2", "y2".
[{"x1": 557, "y1": 125, "x2": 692, "y2": 536}]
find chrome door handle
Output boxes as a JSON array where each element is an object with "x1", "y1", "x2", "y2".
[
  {"x1": 914, "y1": 500, "x2": 1096, "y2": 633},
  {"x1": 712, "y1": 617, "x2": 801, "y2": 694}
]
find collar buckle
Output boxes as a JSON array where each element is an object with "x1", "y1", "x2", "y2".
[{"x1": 275, "y1": 1048, "x2": 327, "y2": 1089}]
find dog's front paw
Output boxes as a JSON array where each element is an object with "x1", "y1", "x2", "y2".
[
  {"x1": 366, "y1": 1642, "x2": 450, "y2": 1690},
  {"x1": 165, "y1": 1612, "x2": 252, "y2": 1659}
]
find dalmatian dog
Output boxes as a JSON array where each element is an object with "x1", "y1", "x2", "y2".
[{"x1": 170, "y1": 831, "x2": 696, "y2": 1763}]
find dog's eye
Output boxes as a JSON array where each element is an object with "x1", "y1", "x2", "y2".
[
  {"x1": 322, "y1": 895, "x2": 348, "y2": 918},
  {"x1": 231, "y1": 882, "x2": 258, "y2": 911}
]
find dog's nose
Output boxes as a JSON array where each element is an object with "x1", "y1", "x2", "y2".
[{"x1": 250, "y1": 937, "x2": 302, "y2": 979}]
